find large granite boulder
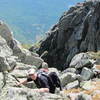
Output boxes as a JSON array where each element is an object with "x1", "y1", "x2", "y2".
[
  {"x1": 35, "y1": 1, "x2": 100, "y2": 70},
  {"x1": 62, "y1": 68, "x2": 77, "y2": 74},
  {"x1": 10, "y1": 39, "x2": 43, "y2": 67},
  {"x1": 60, "y1": 72, "x2": 77, "y2": 87},
  {"x1": 0, "y1": 36, "x2": 16, "y2": 71},
  {"x1": 0, "y1": 55, "x2": 16, "y2": 72},
  {"x1": 65, "y1": 80, "x2": 79, "y2": 90},
  {"x1": 0, "y1": 36, "x2": 13, "y2": 57},
  {"x1": 0, "y1": 21, "x2": 13, "y2": 47},
  {"x1": 69, "y1": 53, "x2": 92, "y2": 69},
  {"x1": 0, "y1": 55, "x2": 10, "y2": 71},
  {"x1": 81, "y1": 67, "x2": 94, "y2": 80}
]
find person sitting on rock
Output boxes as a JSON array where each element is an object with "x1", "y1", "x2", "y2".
[{"x1": 17, "y1": 68, "x2": 59, "y2": 93}]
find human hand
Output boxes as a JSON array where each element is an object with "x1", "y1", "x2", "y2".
[{"x1": 15, "y1": 82, "x2": 21, "y2": 87}]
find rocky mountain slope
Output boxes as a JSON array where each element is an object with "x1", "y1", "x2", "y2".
[
  {"x1": 31, "y1": 1, "x2": 100, "y2": 70},
  {"x1": 0, "y1": 1, "x2": 100, "y2": 100}
]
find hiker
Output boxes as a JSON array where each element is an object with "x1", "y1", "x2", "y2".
[{"x1": 17, "y1": 68, "x2": 62, "y2": 93}]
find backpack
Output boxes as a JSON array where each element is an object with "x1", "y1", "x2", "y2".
[{"x1": 37, "y1": 70, "x2": 62, "y2": 91}]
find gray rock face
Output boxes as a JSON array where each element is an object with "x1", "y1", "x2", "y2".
[
  {"x1": 13, "y1": 39, "x2": 44, "y2": 67},
  {"x1": 36, "y1": 1, "x2": 100, "y2": 70},
  {"x1": 24, "y1": 54, "x2": 43, "y2": 67},
  {"x1": 0, "y1": 36, "x2": 13, "y2": 57},
  {"x1": 6, "y1": 56, "x2": 17, "y2": 70},
  {"x1": 80, "y1": 81, "x2": 92, "y2": 90},
  {"x1": 0, "y1": 22, "x2": 43, "y2": 68},
  {"x1": 7, "y1": 88, "x2": 62, "y2": 100},
  {"x1": 65, "y1": 80, "x2": 79, "y2": 90},
  {"x1": 0, "y1": 21, "x2": 13, "y2": 46},
  {"x1": 0, "y1": 36, "x2": 16, "y2": 71},
  {"x1": 81, "y1": 67, "x2": 94, "y2": 80},
  {"x1": 60, "y1": 72, "x2": 77, "y2": 87},
  {"x1": 0, "y1": 87, "x2": 69, "y2": 100},
  {"x1": 76, "y1": 93, "x2": 92, "y2": 100},
  {"x1": 70, "y1": 53, "x2": 92, "y2": 69},
  {"x1": 62, "y1": 68, "x2": 77, "y2": 73},
  {"x1": 0, "y1": 55, "x2": 10, "y2": 71},
  {"x1": 11, "y1": 39, "x2": 43, "y2": 67}
]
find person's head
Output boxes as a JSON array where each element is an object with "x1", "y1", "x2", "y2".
[{"x1": 28, "y1": 69, "x2": 37, "y2": 80}]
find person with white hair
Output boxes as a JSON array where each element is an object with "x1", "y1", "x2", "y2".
[{"x1": 17, "y1": 68, "x2": 56, "y2": 93}]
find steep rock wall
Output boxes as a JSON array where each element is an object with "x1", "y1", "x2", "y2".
[{"x1": 36, "y1": 1, "x2": 100, "y2": 70}]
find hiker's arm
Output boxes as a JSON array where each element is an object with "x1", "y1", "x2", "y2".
[
  {"x1": 39, "y1": 88, "x2": 49, "y2": 92},
  {"x1": 33, "y1": 88, "x2": 49, "y2": 92},
  {"x1": 17, "y1": 77, "x2": 33, "y2": 86},
  {"x1": 17, "y1": 80, "x2": 27, "y2": 86}
]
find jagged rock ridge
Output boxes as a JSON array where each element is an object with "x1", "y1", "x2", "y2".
[{"x1": 34, "y1": 1, "x2": 100, "y2": 70}]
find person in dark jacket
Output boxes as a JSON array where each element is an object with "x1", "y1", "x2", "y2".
[{"x1": 17, "y1": 69, "x2": 56, "y2": 93}]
